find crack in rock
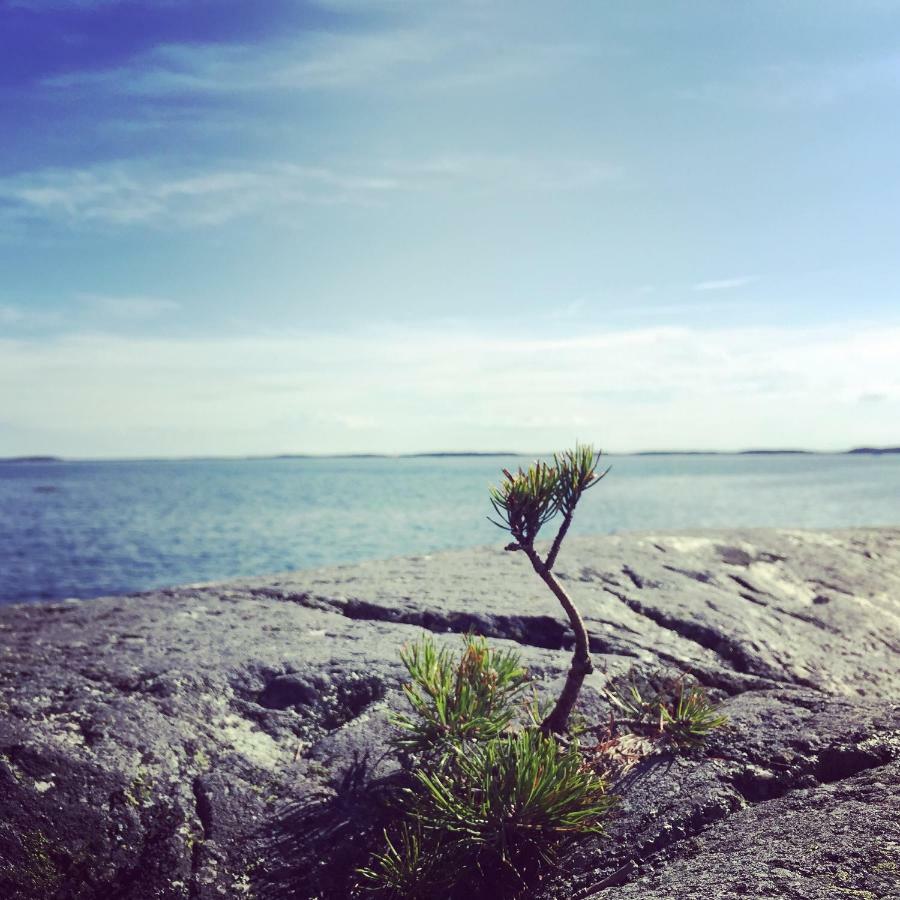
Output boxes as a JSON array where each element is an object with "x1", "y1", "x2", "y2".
[
  {"x1": 336, "y1": 597, "x2": 639, "y2": 658},
  {"x1": 601, "y1": 586, "x2": 810, "y2": 686}
]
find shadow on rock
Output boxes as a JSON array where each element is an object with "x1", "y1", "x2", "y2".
[{"x1": 254, "y1": 752, "x2": 406, "y2": 900}]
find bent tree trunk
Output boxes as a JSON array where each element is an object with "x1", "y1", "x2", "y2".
[{"x1": 524, "y1": 549, "x2": 594, "y2": 734}]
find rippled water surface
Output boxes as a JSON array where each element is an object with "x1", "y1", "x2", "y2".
[{"x1": 1, "y1": 454, "x2": 898, "y2": 603}]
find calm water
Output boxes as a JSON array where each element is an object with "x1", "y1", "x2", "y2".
[{"x1": 1, "y1": 454, "x2": 898, "y2": 604}]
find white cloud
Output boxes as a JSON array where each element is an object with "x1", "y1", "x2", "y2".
[
  {"x1": 42, "y1": 30, "x2": 453, "y2": 97},
  {"x1": 0, "y1": 161, "x2": 402, "y2": 229},
  {"x1": 40, "y1": 13, "x2": 595, "y2": 101},
  {"x1": 0, "y1": 153, "x2": 621, "y2": 231},
  {"x1": 100, "y1": 31, "x2": 430, "y2": 94},
  {"x1": 1, "y1": 323, "x2": 898, "y2": 457},
  {"x1": 692, "y1": 276, "x2": 756, "y2": 292}
]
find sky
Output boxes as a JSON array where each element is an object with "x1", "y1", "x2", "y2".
[{"x1": 1, "y1": 0, "x2": 899, "y2": 457}]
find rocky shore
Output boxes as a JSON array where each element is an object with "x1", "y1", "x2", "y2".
[{"x1": 1, "y1": 528, "x2": 898, "y2": 899}]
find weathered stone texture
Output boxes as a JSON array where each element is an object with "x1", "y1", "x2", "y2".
[{"x1": 0, "y1": 528, "x2": 898, "y2": 898}]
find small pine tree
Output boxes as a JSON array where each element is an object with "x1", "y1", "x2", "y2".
[{"x1": 489, "y1": 445, "x2": 608, "y2": 733}]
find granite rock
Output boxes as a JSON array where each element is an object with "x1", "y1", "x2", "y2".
[{"x1": 0, "y1": 528, "x2": 898, "y2": 898}]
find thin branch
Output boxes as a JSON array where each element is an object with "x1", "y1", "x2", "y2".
[{"x1": 545, "y1": 511, "x2": 573, "y2": 571}]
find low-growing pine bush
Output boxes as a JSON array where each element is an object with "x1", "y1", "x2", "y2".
[
  {"x1": 359, "y1": 636, "x2": 612, "y2": 898},
  {"x1": 602, "y1": 670, "x2": 728, "y2": 749},
  {"x1": 391, "y1": 634, "x2": 530, "y2": 762}
]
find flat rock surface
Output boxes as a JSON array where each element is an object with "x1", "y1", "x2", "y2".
[{"x1": 0, "y1": 528, "x2": 898, "y2": 898}]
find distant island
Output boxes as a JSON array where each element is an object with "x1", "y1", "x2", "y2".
[
  {"x1": 3, "y1": 448, "x2": 899, "y2": 463},
  {"x1": 847, "y1": 446, "x2": 900, "y2": 455},
  {"x1": 633, "y1": 449, "x2": 813, "y2": 457}
]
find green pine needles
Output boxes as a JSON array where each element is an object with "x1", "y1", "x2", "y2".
[
  {"x1": 391, "y1": 634, "x2": 531, "y2": 761},
  {"x1": 602, "y1": 670, "x2": 728, "y2": 749},
  {"x1": 359, "y1": 636, "x2": 612, "y2": 899}
]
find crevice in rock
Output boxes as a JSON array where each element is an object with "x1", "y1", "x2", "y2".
[
  {"x1": 247, "y1": 671, "x2": 387, "y2": 736},
  {"x1": 728, "y1": 574, "x2": 773, "y2": 598},
  {"x1": 189, "y1": 777, "x2": 211, "y2": 899},
  {"x1": 731, "y1": 740, "x2": 898, "y2": 804},
  {"x1": 662, "y1": 564, "x2": 716, "y2": 585},
  {"x1": 772, "y1": 607, "x2": 836, "y2": 633},
  {"x1": 814, "y1": 745, "x2": 892, "y2": 784},
  {"x1": 601, "y1": 586, "x2": 809, "y2": 687},
  {"x1": 581, "y1": 739, "x2": 898, "y2": 896},
  {"x1": 572, "y1": 784, "x2": 745, "y2": 896},
  {"x1": 338, "y1": 597, "x2": 639, "y2": 658},
  {"x1": 807, "y1": 579, "x2": 853, "y2": 596},
  {"x1": 649, "y1": 650, "x2": 780, "y2": 696},
  {"x1": 622, "y1": 566, "x2": 645, "y2": 590},
  {"x1": 757, "y1": 552, "x2": 787, "y2": 563}
]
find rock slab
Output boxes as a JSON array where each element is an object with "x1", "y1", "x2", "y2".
[{"x1": 0, "y1": 528, "x2": 898, "y2": 898}]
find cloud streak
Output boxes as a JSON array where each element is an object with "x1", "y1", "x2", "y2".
[
  {"x1": 0, "y1": 161, "x2": 402, "y2": 229},
  {"x1": 38, "y1": 18, "x2": 586, "y2": 101},
  {"x1": 0, "y1": 153, "x2": 622, "y2": 231},
  {"x1": 692, "y1": 276, "x2": 756, "y2": 292}
]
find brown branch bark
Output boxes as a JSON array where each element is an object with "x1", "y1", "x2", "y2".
[
  {"x1": 545, "y1": 511, "x2": 573, "y2": 571},
  {"x1": 522, "y1": 545, "x2": 594, "y2": 734}
]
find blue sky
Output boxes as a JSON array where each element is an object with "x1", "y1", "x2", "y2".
[{"x1": 1, "y1": 0, "x2": 899, "y2": 456}]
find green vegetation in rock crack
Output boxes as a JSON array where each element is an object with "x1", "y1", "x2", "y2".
[
  {"x1": 488, "y1": 444, "x2": 608, "y2": 734},
  {"x1": 359, "y1": 636, "x2": 614, "y2": 899},
  {"x1": 599, "y1": 669, "x2": 728, "y2": 750}
]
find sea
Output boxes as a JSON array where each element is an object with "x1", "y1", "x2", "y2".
[{"x1": 1, "y1": 453, "x2": 898, "y2": 605}]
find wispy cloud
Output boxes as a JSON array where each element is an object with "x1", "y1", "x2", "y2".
[
  {"x1": 39, "y1": 10, "x2": 596, "y2": 102},
  {"x1": 2, "y1": 323, "x2": 898, "y2": 455},
  {"x1": 692, "y1": 276, "x2": 756, "y2": 292},
  {"x1": 401, "y1": 154, "x2": 622, "y2": 192},
  {"x1": 0, "y1": 152, "x2": 622, "y2": 232},
  {"x1": 79, "y1": 293, "x2": 181, "y2": 319},
  {"x1": 0, "y1": 161, "x2": 402, "y2": 229},
  {"x1": 43, "y1": 30, "x2": 439, "y2": 95}
]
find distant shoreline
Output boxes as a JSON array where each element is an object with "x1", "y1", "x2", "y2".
[{"x1": 2, "y1": 447, "x2": 899, "y2": 464}]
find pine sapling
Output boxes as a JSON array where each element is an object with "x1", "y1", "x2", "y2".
[{"x1": 489, "y1": 445, "x2": 608, "y2": 734}]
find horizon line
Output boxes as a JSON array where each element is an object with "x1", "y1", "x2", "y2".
[{"x1": 2, "y1": 446, "x2": 899, "y2": 464}]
